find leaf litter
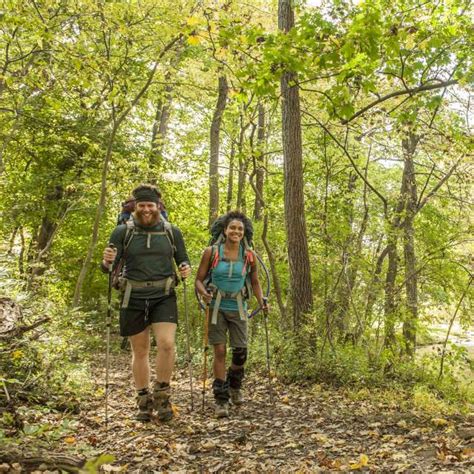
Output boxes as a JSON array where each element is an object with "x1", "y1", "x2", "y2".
[{"x1": 2, "y1": 354, "x2": 473, "y2": 473}]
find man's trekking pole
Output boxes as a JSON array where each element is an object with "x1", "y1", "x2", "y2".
[
  {"x1": 105, "y1": 243, "x2": 115, "y2": 430},
  {"x1": 262, "y1": 297, "x2": 274, "y2": 405},
  {"x1": 180, "y1": 266, "x2": 194, "y2": 411},
  {"x1": 202, "y1": 303, "x2": 210, "y2": 412}
]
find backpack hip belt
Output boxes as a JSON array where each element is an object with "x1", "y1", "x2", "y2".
[
  {"x1": 211, "y1": 289, "x2": 246, "y2": 324},
  {"x1": 121, "y1": 276, "x2": 175, "y2": 308}
]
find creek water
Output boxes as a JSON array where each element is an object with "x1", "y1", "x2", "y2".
[{"x1": 417, "y1": 323, "x2": 474, "y2": 381}]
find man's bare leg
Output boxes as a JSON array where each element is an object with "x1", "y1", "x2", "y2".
[
  {"x1": 129, "y1": 328, "x2": 151, "y2": 389},
  {"x1": 151, "y1": 322, "x2": 176, "y2": 421},
  {"x1": 129, "y1": 328, "x2": 152, "y2": 421},
  {"x1": 151, "y1": 322, "x2": 176, "y2": 383}
]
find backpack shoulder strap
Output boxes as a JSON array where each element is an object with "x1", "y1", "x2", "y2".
[
  {"x1": 123, "y1": 219, "x2": 135, "y2": 250},
  {"x1": 208, "y1": 244, "x2": 220, "y2": 273},
  {"x1": 163, "y1": 221, "x2": 176, "y2": 255},
  {"x1": 241, "y1": 247, "x2": 254, "y2": 276},
  {"x1": 212, "y1": 244, "x2": 219, "y2": 266}
]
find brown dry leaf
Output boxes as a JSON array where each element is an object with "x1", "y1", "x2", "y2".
[
  {"x1": 397, "y1": 419, "x2": 408, "y2": 428},
  {"x1": 317, "y1": 452, "x2": 341, "y2": 469},
  {"x1": 64, "y1": 436, "x2": 76, "y2": 444},
  {"x1": 391, "y1": 452, "x2": 407, "y2": 461},
  {"x1": 462, "y1": 447, "x2": 474, "y2": 458},
  {"x1": 184, "y1": 425, "x2": 195, "y2": 435},
  {"x1": 101, "y1": 464, "x2": 125, "y2": 472},
  {"x1": 311, "y1": 433, "x2": 329, "y2": 443},
  {"x1": 201, "y1": 440, "x2": 217, "y2": 450},
  {"x1": 393, "y1": 435, "x2": 407, "y2": 445}
]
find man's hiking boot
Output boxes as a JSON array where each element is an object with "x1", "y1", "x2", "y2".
[
  {"x1": 215, "y1": 401, "x2": 229, "y2": 418},
  {"x1": 229, "y1": 387, "x2": 243, "y2": 406},
  {"x1": 153, "y1": 382, "x2": 173, "y2": 422},
  {"x1": 136, "y1": 392, "x2": 152, "y2": 422}
]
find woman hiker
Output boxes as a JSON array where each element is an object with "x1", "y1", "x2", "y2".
[{"x1": 195, "y1": 210, "x2": 268, "y2": 418}]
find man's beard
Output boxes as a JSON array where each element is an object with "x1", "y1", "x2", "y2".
[{"x1": 135, "y1": 208, "x2": 160, "y2": 226}]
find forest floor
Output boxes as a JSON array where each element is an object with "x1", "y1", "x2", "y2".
[{"x1": 1, "y1": 354, "x2": 473, "y2": 473}]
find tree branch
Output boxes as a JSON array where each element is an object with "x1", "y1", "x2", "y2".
[
  {"x1": 417, "y1": 158, "x2": 461, "y2": 211},
  {"x1": 302, "y1": 109, "x2": 388, "y2": 214},
  {"x1": 342, "y1": 79, "x2": 458, "y2": 124}
]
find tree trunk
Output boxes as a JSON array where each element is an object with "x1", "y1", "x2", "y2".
[
  {"x1": 236, "y1": 156, "x2": 247, "y2": 212},
  {"x1": 333, "y1": 172, "x2": 358, "y2": 336},
  {"x1": 279, "y1": 0, "x2": 313, "y2": 328},
  {"x1": 18, "y1": 227, "x2": 25, "y2": 277},
  {"x1": 363, "y1": 242, "x2": 389, "y2": 334},
  {"x1": 28, "y1": 185, "x2": 66, "y2": 282},
  {"x1": 236, "y1": 113, "x2": 247, "y2": 211},
  {"x1": 383, "y1": 145, "x2": 415, "y2": 348},
  {"x1": 72, "y1": 124, "x2": 118, "y2": 307},
  {"x1": 226, "y1": 139, "x2": 235, "y2": 212},
  {"x1": 262, "y1": 214, "x2": 287, "y2": 321},
  {"x1": 253, "y1": 103, "x2": 265, "y2": 220},
  {"x1": 383, "y1": 238, "x2": 399, "y2": 347},
  {"x1": 209, "y1": 75, "x2": 228, "y2": 226},
  {"x1": 149, "y1": 76, "x2": 173, "y2": 181},
  {"x1": 401, "y1": 132, "x2": 419, "y2": 356},
  {"x1": 322, "y1": 134, "x2": 334, "y2": 343}
]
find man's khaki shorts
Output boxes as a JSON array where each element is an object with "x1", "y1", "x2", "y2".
[{"x1": 208, "y1": 309, "x2": 247, "y2": 348}]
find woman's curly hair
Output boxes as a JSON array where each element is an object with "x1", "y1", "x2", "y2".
[
  {"x1": 210, "y1": 210, "x2": 254, "y2": 244},
  {"x1": 223, "y1": 211, "x2": 253, "y2": 241}
]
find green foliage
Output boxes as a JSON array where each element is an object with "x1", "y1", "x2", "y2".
[
  {"x1": 0, "y1": 0, "x2": 472, "y2": 420},
  {"x1": 83, "y1": 454, "x2": 116, "y2": 474},
  {"x1": 263, "y1": 317, "x2": 473, "y2": 408}
]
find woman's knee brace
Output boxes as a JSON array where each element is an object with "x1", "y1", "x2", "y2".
[{"x1": 231, "y1": 347, "x2": 247, "y2": 366}]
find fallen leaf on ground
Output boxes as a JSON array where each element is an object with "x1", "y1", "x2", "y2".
[
  {"x1": 350, "y1": 453, "x2": 369, "y2": 469},
  {"x1": 431, "y1": 417, "x2": 449, "y2": 427}
]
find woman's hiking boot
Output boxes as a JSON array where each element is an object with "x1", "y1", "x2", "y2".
[
  {"x1": 213, "y1": 378, "x2": 230, "y2": 418},
  {"x1": 153, "y1": 382, "x2": 173, "y2": 422},
  {"x1": 215, "y1": 401, "x2": 230, "y2": 418},
  {"x1": 136, "y1": 390, "x2": 153, "y2": 422},
  {"x1": 227, "y1": 367, "x2": 244, "y2": 406},
  {"x1": 229, "y1": 388, "x2": 243, "y2": 405}
]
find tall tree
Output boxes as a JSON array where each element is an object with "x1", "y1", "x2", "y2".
[
  {"x1": 401, "y1": 131, "x2": 419, "y2": 356},
  {"x1": 149, "y1": 72, "x2": 174, "y2": 180},
  {"x1": 253, "y1": 103, "x2": 265, "y2": 221},
  {"x1": 209, "y1": 75, "x2": 228, "y2": 226},
  {"x1": 278, "y1": 0, "x2": 313, "y2": 327}
]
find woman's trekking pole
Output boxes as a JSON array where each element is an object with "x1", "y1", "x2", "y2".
[
  {"x1": 180, "y1": 269, "x2": 194, "y2": 411},
  {"x1": 105, "y1": 244, "x2": 115, "y2": 430},
  {"x1": 262, "y1": 297, "x2": 274, "y2": 405},
  {"x1": 202, "y1": 303, "x2": 210, "y2": 412}
]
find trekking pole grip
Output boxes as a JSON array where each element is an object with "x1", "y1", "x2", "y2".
[
  {"x1": 108, "y1": 243, "x2": 116, "y2": 273},
  {"x1": 179, "y1": 262, "x2": 187, "y2": 282}
]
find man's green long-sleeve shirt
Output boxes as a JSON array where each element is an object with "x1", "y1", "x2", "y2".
[{"x1": 107, "y1": 219, "x2": 189, "y2": 299}]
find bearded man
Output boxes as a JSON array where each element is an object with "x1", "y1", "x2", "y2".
[{"x1": 102, "y1": 184, "x2": 191, "y2": 422}]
